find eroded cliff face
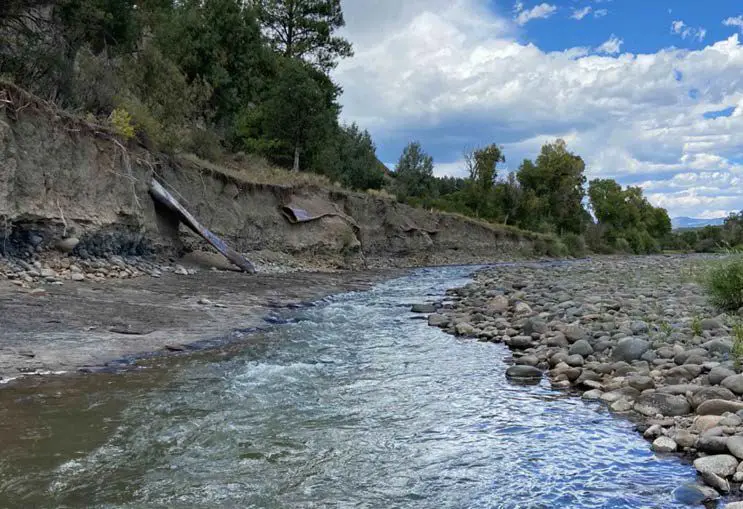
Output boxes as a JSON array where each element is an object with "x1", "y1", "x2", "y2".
[{"x1": 0, "y1": 92, "x2": 538, "y2": 270}]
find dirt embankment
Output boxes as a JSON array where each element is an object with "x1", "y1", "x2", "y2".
[{"x1": 0, "y1": 85, "x2": 543, "y2": 271}]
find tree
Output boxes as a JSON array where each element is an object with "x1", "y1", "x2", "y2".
[
  {"x1": 253, "y1": 0, "x2": 353, "y2": 71},
  {"x1": 394, "y1": 141, "x2": 435, "y2": 199},
  {"x1": 588, "y1": 178, "x2": 671, "y2": 253},
  {"x1": 156, "y1": 0, "x2": 265, "y2": 129},
  {"x1": 464, "y1": 143, "x2": 505, "y2": 193},
  {"x1": 517, "y1": 139, "x2": 587, "y2": 234},
  {"x1": 239, "y1": 57, "x2": 336, "y2": 171},
  {"x1": 315, "y1": 123, "x2": 385, "y2": 190}
]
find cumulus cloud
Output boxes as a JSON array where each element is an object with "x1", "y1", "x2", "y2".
[
  {"x1": 596, "y1": 34, "x2": 623, "y2": 54},
  {"x1": 334, "y1": 0, "x2": 743, "y2": 217},
  {"x1": 571, "y1": 7, "x2": 591, "y2": 20},
  {"x1": 724, "y1": 16, "x2": 743, "y2": 31},
  {"x1": 514, "y1": 2, "x2": 557, "y2": 26},
  {"x1": 594, "y1": 9, "x2": 608, "y2": 18},
  {"x1": 671, "y1": 20, "x2": 707, "y2": 42}
]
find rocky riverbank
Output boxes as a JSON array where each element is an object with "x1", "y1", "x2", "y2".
[
  {"x1": 0, "y1": 249, "x2": 401, "y2": 385},
  {"x1": 422, "y1": 255, "x2": 743, "y2": 506}
]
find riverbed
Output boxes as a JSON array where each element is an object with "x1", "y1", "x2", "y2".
[{"x1": 0, "y1": 265, "x2": 703, "y2": 508}]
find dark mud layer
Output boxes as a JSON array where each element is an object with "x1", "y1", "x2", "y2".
[{"x1": 0, "y1": 268, "x2": 402, "y2": 384}]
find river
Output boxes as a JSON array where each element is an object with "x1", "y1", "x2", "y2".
[{"x1": 0, "y1": 266, "x2": 704, "y2": 508}]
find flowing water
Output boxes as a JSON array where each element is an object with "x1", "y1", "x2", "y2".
[{"x1": 0, "y1": 266, "x2": 706, "y2": 508}]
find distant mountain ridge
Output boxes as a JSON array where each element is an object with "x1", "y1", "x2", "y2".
[{"x1": 671, "y1": 216, "x2": 726, "y2": 229}]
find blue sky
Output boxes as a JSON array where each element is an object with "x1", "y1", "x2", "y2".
[{"x1": 334, "y1": 0, "x2": 743, "y2": 218}]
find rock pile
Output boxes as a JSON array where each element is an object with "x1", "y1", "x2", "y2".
[{"x1": 424, "y1": 255, "x2": 743, "y2": 499}]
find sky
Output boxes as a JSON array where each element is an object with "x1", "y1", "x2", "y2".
[{"x1": 332, "y1": 0, "x2": 743, "y2": 219}]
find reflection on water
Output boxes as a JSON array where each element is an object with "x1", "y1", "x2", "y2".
[{"x1": 0, "y1": 266, "x2": 700, "y2": 508}]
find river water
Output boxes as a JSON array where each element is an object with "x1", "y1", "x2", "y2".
[{"x1": 0, "y1": 266, "x2": 707, "y2": 508}]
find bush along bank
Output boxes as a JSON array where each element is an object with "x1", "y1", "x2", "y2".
[{"x1": 419, "y1": 255, "x2": 743, "y2": 503}]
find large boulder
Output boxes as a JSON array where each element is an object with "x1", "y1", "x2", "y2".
[
  {"x1": 709, "y1": 366, "x2": 737, "y2": 386},
  {"x1": 722, "y1": 374, "x2": 743, "y2": 395},
  {"x1": 634, "y1": 392, "x2": 691, "y2": 417},
  {"x1": 523, "y1": 317, "x2": 547, "y2": 335},
  {"x1": 569, "y1": 340, "x2": 593, "y2": 357},
  {"x1": 696, "y1": 399, "x2": 743, "y2": 416},
  {"x1": 727, "y1": 436, "x2": 743, "y2": 460},
  {"x1": 693, "y1": 455, "x2": 739, "y2": 478},
  {"x1": 691, "y1": 387, "x2": 737, "y2": 409},
  {"x1": 563, "y1": 325, "x2": 587, "y2": 343},
  {"x1": 612, "y1": 337, "x2": 650, "y2": 363},
  {"x1": 487, "y1": 295, "x2": 510, "y2": 314},
  {"x1": 652, "y1": 436, "x2": 678, "y2": 453}
]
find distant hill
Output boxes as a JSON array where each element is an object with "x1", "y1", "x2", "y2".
[{"x1": 671, "y1": 216, "x2": 726, "y2": 229}]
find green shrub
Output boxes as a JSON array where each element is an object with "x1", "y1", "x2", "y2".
[
  {"x1": 701, "y1": 255, "x2": 743, "y2": 311},
  {"x1": 614, "y1": 237, "x2": 632, "y2": 253},
  {"x1": 733, "y1": 323, "x2": 743, "y2": 370},
  {"x1": 562, "y1": 233, "x2": 587, "y2": 257}
]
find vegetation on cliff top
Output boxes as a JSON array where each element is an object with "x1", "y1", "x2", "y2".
[{"x1": 0, "y1": 0, "x2": 680, "y2": 255}]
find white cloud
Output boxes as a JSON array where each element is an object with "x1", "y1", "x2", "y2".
[
  {"x1": 514, "y1": 3, "x2": 557, "y2": 26},
  {"x1": 671, "y1": 20, "x2": 707, "y2": 41},
  {"x1": 724, "y1": 16, "x2": 743, "y2": 31},
  {"x1": 594, "y1": 9, "x2": 608, "y2": 18},
  {"x1": 571, "y1": 7, "x2": 591, "y2": 20},
  {"x1": 334, "y1": 0, "x2": 743, "y2": 216},
  {"x1": 596, "y1": 34, "x2": 623, "y2": 54}
]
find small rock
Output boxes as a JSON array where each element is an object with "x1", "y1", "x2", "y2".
[
  {"x1": 630, "y1": 320, "x2": 649, "y2": 334},
  {"x1": 566, "y1": 354, "x2": 585, "y2": 367},
  {"x1": 198, "y1": 298, "x2": 213, "y2": 306},
  {"x1": 56, "y1": 237, "x2": 79, "y2": 253},
  {"x1": 505, "y1": 365, "x2": 542, "y2": 380},
  {"x1": 174, "y1": 265, "x2": 189, "y2": 276},
  {"x1": 674, "y1": 483, "x2": 720, "y2": 505},
  {"x1": 652, "y1": 436, "x2": 677, "y2": 453},
  {"x1": 455, "y1": 322, "x2": 476, "y2": 337},
  {"x1": 71, "y1": 273, "x2": 85, "y2": 282},
  {"x1": 486, "y1": 295, "x2": 509, "y2": 313},
  {"x1": 40, "y1": 268, "x2": 57, "y2": 278},
  {"x1": 522, "y1": 317, "x2": 547, "y2": 335},
  {"x1": 610, "y1": 398, "x2": 634, "y2": 412},
  {"x1": 411, "y1": 303, "x2": 436, "y2": 314},
  {"x1": 701, "y1": 471, "x2": 730, "y2": 493},
  {"x1": 674, "y1": 430, "x2": 696, "y2": 448},
  {"x1": 635, "y1": 392, "x2": 691, "y2": 417},
  {"x1": 724, "y1": 502, "x2": 743, "y2": 509},
  {"x1": 582, "y1": 389, "x2": 603, "y2": 400},
  {"x1": 563, "y1": 325, "x2": 587, "y2": 343},
  {"x1": 428, "y1": 314, "x2": 449, "y2": 327}
]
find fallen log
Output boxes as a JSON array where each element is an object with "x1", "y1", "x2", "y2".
[{"x1": 149, "y1": 179, "x2": 256, "y2": 273}]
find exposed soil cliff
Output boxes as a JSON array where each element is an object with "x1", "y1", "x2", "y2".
[{"x1": 0, "y1": 84, "x2": 544, "y2": 270}]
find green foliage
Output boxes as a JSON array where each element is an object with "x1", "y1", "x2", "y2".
[
  {"x1": 255, "y1": 0, "x2": 353, "y2": 71},
  {"x1": 701, "y1": 255, "x2": 743, "y2": 311},
  {"x1": 314, "y1": 123, "x2": 385, "y2": 190},
  {"x1": 562, "y1": 233, "x2": 587, "y2": 258},
  {"x1": 733, "y1": 323, "x2": 743, "y2": 370},
  {"x1": 393, "y1": 141, "x2": 435, "y2": 199},
  {"x1": 517, "y1": 139, "x2": 587, "y2": 235},
  {"x1": 588, "y1": 178, "x2": 671, "y2": 254},
  {"x1": 465, "y1": 144, "x2": 505, "y2": 192},
  {"x1": 109, "y1": 107, "x2": 134, "y2": 139},
  {"x1": 238, "y1": 57, "x2": 336, "y2": 170},
  {"x1": 691, "y1": 315, "x2": 703, "y2": 337},
  {"x1": 667, "y1": 211, "x2": 743, "y2": 253}
]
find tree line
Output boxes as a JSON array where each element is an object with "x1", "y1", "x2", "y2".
[{"x1": 391, "y1": 139, "x2": 673, "y2": 255}]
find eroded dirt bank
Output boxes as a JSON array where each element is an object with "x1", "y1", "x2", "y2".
[
  {"x1": 0, "y1": 266, "x2": 402, "y2": 384},
  {"x1": 424, "y1": 255, "x2": 743, "y2": 504}
]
